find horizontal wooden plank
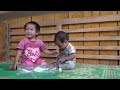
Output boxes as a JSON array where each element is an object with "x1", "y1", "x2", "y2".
[
  {"x1": 9, "y1": 15, "x2": 120, "y2": 28},
  {"x1": 9, "y1": 53, "x2": 120, "y2": 60},
  {"x1": 76, "y1": 55, "x2": 120, "y2": 60},
  {"x1": 10, "y1": 46, "x2": 58, "y2": 50},
  {"x1": 10, "y1": 53, "x2": 57, "y2": 58},
  {"x1": 10, "y1": 26, "x2": 120, "y2": 35},
  {"x1": 75, "y1": 46, "x2": 120, "y2": 50},
  {"x1": 70, "y1": 36, "x2": 120, "y2": 41},
  {"x1": 10, "y1": 46, "x2": 120, "y2": 50},
  {"x1": 41, "y1": 26, "x2": 120, "y2": 34},
  {"x1": 10, "y1": 36, "x2": 120, "y2": 43}
]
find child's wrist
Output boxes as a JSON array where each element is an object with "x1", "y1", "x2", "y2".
[{"x1": 64, "y1": 57, "x2": 67, "y2": 61}]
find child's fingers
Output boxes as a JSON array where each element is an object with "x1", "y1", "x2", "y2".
[
  {"x1": 55, "y1": 49, "x2": 59, "y2": 53},
  {"x1": 53, "y1": 59, "x2": 58, "y2": 62},
  {"x1": 7, "y1": 67, "x2": 14, "y2": 70},
  {"x1": 6, "y1": 67, "x2": 11, "y2": 70},
  {"x1": 8, "y1": 65, "x2": 17, "y2": 70},
  {"x1": 53, "y1": 50, "x2": 59, "y2": 55},
  {"x1": 58, "y1": 60, "x2": 62, "y2": 63},
  {"x1": 52, "y1": 61, "x2": 56, "y2": 63}
]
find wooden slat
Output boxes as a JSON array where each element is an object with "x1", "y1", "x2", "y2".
[
  {"x1": 10, "y1": 53, "x2": 57, "y2": 58},
  {"x1": 10, "y1": 46, "x2": 120, "y2": 50},
  {"x1": 75, "y1": 46, "x2": 120, "y2": 50},
  {"x1": 9, "y1": 53, "x2": 120, "y2": 60},
  {"x1": 42, "y1": 54, "x2": 120, "y2": 60},
  {"x1": 56, "y1": 24, "x2": 62, "y2": 30},
  {"x1": 70, "y1": 36, "x2": 120, "y2": 41},
  {"x1": 10, "y1": 32, "x2": 22, "y2": 36},
  {"x1": 10, "y1": 46, "x2": 58, "y2": 50},
  {"x1": 9, "y1": 36, "x2": 120, "y2": 42},
  {"x1": 7, "y1": 24, "x2": 10, "y2": 61},
  {"x1": 100, "y1": 12, "x2": 118, "y2": 65},
  {"x1": 85, "y1": 11, "x2": 100, "y2": 64},
  {"x1": 39, "y1": 15, "x2": 120, "y2": 25},
  {"x1": 76, "y1": 55, "x2": 120, "y2": 60},
  {"x1": 41, "y1": 26, "x2": 120, "y2": 34},
  {"x1": 10, "y1": 26, "x2": 120, "y2": 35},
  {"x1": 9, "y1": 15, "x2": 120, "y2": 28},
  {"x1": 99, "y1": 11, "x2": 116, "y2": 65}
]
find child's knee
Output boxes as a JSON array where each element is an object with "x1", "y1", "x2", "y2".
[
  {"x1": 40, "y1": 62, "x2": 47, "y2": 65},
  {"x1": 24, "y1": 60, "x2": 34, "y2": 67},
  {"x1": 35, "y1": 59, "x2": 47, "y2": 66},
  {"x1": 59, "y1": 61, "x2": 76, "y2": 70}
]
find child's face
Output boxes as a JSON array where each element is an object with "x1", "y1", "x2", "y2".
[
  {"x1": 25, "y1": 24, "x2": 38, "y2": 39},
  {"x1": 55, "y1": 40, "x2": 68, "y2": 50}
]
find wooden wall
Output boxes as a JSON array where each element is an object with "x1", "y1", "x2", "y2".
[
  {"x1": 3, "y1": 11, "x2": 120, "y2": 65},
  {"x1": 0, "y1": 23, "x2": 6, "y2": 61}
]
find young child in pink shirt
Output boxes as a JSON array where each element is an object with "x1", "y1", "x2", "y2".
[{"x1": 9, "y1": 21, "x2": 57, "y2": 70}]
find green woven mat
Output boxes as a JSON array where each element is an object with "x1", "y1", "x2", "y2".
[{"x1": 0, "y1": 61, "x2": 120, "y2": 79}]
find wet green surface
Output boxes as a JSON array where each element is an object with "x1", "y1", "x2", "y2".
[{"x1": 0, "y1": 61, "x2": 120, "y2": 79}]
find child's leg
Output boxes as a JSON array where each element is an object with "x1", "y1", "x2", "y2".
[
  {"x1": 58, "y1": 61, "x2": 76, "y2": 70},
  {"x1": 23, "y1": 60, "x2": 34, "y2": 67},
  {"x1": 35, "y1": 59, "x2": 47, "y2": 66},
  {"x1": 51, "y1": 61, "x2": 59, "y2": 68}
]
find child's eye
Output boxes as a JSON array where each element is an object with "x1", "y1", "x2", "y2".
[
  {"x1": 25, "y1": 28, "x2": 34, "y2": 31},
  {"x1": 26, "y1": 28, "x2": 30, "y2": 30}
]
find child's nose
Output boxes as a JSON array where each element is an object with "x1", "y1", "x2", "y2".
[{"x1": 27, "y1": 29, "x2": 31, "y2": 32}]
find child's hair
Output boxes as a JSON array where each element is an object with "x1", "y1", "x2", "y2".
[
  {"x1": 54, "y1": 31, "x2": 69, "y2": 43},
  {"x1": 24, "y1": 21, "x2": 40, "y2": 33}
]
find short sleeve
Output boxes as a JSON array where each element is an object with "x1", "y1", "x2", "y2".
[
  {"x1": 17, "y1": 39, "x2": 25, "y2": 50},
  {"x1": 39, "y1": 40, "x2": 46, "y2": 52},
  {"x1": 68, "y1": 45, "x2": 76, "y2": 54}
]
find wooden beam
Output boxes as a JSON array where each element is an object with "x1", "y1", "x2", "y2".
[
  {"x1": 10, "y1": 46, "x2": 120, "y2": 50},
  {"x1": 9, "y1": 15, "x2": 120, "y2": 28},
  {"x1": 76, "y1": 54, "x2": 120, "y2": 60},
  {"x1": 9, "y1": 53, "x2": 120, "y2": 60},
  {"x1": 75, "y1": 46, "x2": 120, "y2": 50},
  {"x1": 10, "y1": 26, "x2": 120, "y2": 35},
  {"x1": 70, "y1": 36, "x2": 120, "y2": 41},
  {"x1": 9, "y1": 36, "x2": 120, "y2": 42}
]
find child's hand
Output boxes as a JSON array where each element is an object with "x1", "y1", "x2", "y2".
[
  {"x1": 52, "y1": 56, "x2": 66, "y2": 64},
  {"x1": 53, "y1": 50, "x2": 59, "y2": 55},
  {"x1": 8, "y1": 64, "x2": 17, "y2": 70},
  {"x1": 58, "y1": 57, "x2": 66, "y2": 63},
  {"x1": 52, "y1": 58, "x2": 58, "y2": 63}
]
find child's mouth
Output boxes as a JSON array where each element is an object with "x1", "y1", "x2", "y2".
[{"x1": 27, "y1": 34, "x2": 32, "y2": 36}]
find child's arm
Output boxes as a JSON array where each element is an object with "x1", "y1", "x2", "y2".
[
  {"x1": 14, "y1": 49, "x2": 22, "y2": 65},
  {"x1": 9, "y1": 49, "x2": 22, "y2": 70},
  {"x1": 58, "y1": 53, "x2": 76, "y2": 63},
  {"x1": 43, "y1": 49, "x2": 58, "y2": 55}
]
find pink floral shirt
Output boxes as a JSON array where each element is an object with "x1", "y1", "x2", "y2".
[{"x1": 17, "y1": 38, "x2": 46, "y2": 62}]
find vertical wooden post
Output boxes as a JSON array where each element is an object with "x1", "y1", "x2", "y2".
[
  {"x1": 56, "y1": 24, "x2": 62, "y2": 30},
  {"x1": 5, "y1": 24, "x2": 10, "y2": 61}
]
